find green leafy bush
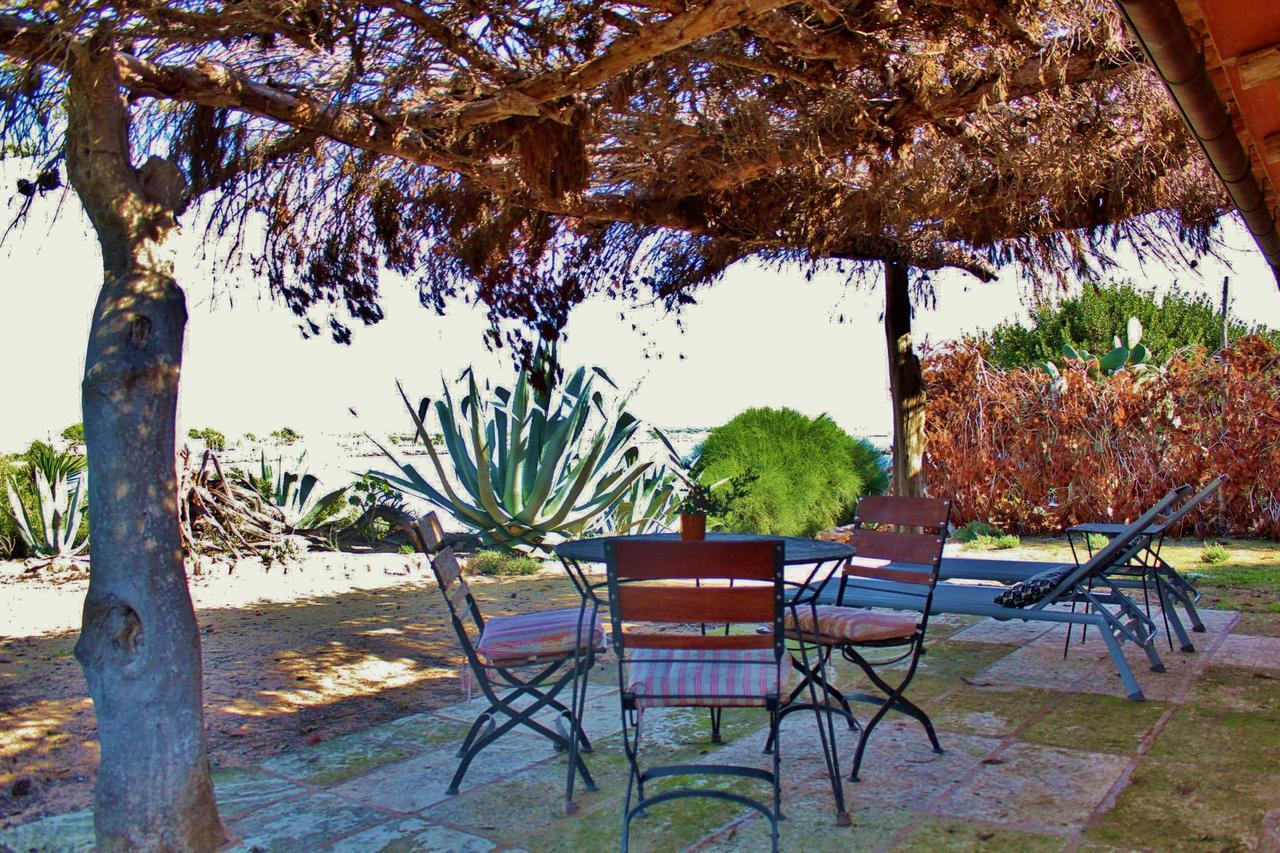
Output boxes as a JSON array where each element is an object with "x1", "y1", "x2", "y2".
[
  {"x1": 271, "y1": 426, "x2": 303, "y2": 445},
  {"x1": 1200, "y1": 542, "x2": 1230, "y2": 564},
  {"x1": 983, "y1": 282, "x2": 1280, "y2": 370},
  {"x1": 187, "y1": 427, "x2": 227, "y2": 451},
  {"x1": 60, "y1": 423, "x2": 84, "y2": 445},
  {"x1": 468, "y1": 550, "x2": 543, "y2": 576},
  {"x1": 695, "y1": 407, "x2": 888, "y2": 537}
]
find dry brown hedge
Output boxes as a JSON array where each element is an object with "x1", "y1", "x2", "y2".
[{"x1": 922, "y1": 336, "x2": 1280, "y2": 538}]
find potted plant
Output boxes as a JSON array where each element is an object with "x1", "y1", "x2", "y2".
[{"x1": 676, "y1": 482, "x2": 720, "y2": 540}]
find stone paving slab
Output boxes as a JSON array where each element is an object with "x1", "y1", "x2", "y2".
[
  {"x1": 431, "y1": 683, "x2": 625, "y2": 742},
  {"x1": 0, "y1": 809, "x2": 94, "y2": 852},
  {"x1": 327, "y1": 817, "x2": 496, "y2": 852},
  {"x1": 934, "y1": 741, "x2": 1130, "y2": 834},
  {"x1": 1212, "y1": 633, "x2": 1280, "y2": 672},
  {"x1": 948, "y1": 617, "x2": 1057, "y2": 646}
]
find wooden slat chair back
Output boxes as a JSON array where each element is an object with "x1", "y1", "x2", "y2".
[
  {"x1": 842, "y1": 496, "x2": 952, "y2": 590},
  {"x1": 410, "y1": 513, "x2": 483, "y2": 636},
  {"x1": 607, "y1": 539, "x2": 784, "y2": 655}
]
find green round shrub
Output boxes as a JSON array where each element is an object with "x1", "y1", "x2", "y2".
[{"x1": 696, "y1": 407, "x2": 888, "y2": 537}]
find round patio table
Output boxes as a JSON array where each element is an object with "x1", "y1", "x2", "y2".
[
  {"x1": 555, "y1": 532, "x2": 854, "y2": 604},
  {"x1": 556, "y1": 532, "x2": 854, "y2": 566}
]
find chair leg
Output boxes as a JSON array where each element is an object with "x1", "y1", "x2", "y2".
[
  {"x1": 765, "y1": 647, "x2": 858, "y2": 755},
  {"x1": 709, "y1": 707, "x2": 724, "y2": 743},
  {"x1": 1155, "y1": 575, "x2": 1196, "y2": 653},
  {"x1": 1097, "y1": 619, "x2": 1145, "y2": 700},
  {"x1": 845, "y1": 646, "x2": 940, "y2": 781},
  {"x1": 797, "y1": 638, "x2": 848, "y2": 825},
  {"x1": 770, "y1": 707, "x2": 782, "y2": 848},
  {"x1": 456, "y1": 711, "x2": 495, "y2": 758}
]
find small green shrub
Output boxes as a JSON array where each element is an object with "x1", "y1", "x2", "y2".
[
  {"x1": 954, "y1": 520, "x2": 1003, "y2": 543},
  {"x1": 1200, "y1": 542, "x2": 1230, "y2": 564},
  {"x1": 1084, "y1": 532, "x2": 1110, "y2": 552},
  {"x1": 696, "y1": 407, "x2": 888, "y2": 537},
  {"x1": 468, "y1": 550, "x2": 543, "y2": 576},
  {"x1": 271, "y1": 426, "x2": 302, "y2": 445},
  {"x1": 244, "y1": 432, "x2": 258, "y2": 442}
]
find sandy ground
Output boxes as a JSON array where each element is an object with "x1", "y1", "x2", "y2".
[{"x1": 0, "y1": 552, "x2": 583, "y2": 828}]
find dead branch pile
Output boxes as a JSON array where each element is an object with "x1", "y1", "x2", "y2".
[{"x1": 178, "y1": 449, "x2": 288, "y2": 559}]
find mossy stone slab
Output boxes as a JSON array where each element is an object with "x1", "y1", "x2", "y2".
[
  {"x1": 926, "y1": 685, "x2": 1052, "y2": 738},
  {"x1": 1148, "y1": 704, "x2": 1280, "y2": 773},
  {"x1": 258, "y1": 712, "x2": 467, "y2": 786},
  {"x1": 891, "y1": 817, "x2": 1068, "y2": 851},
  {"x1": 1185, "y1": 665, "x2": 1280, "y2": 714},
  {"x1": 1019, "y1": 692, "x2": 1167, "y2": 755},
  {"x1": 0, "y1": 808, "x2": 94, "y2": 853},
  {"x1": 327, "y1": 817, "x2": 496, "y2": 852},
  {"x1": 937, "y1": 742, "x2": 1129, "y2": 833},
  {"x1": 226, "y1": 792, "x2": 387, "y2": 852},
  {"x1": 212, "y1": 767, "x2": 307, "y2": 817}
]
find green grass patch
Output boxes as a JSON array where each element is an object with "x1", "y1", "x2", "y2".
[
  {"x1": 468, "y1": 550, "x2": 544, "y2": 576},
  {"x1": 968, "y1": 533, "x2": 1022, "y2": 550}
]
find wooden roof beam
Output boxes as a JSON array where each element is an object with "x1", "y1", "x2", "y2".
[{"x1": 1238, "y1": 42, "x2": 1280, "y2": 90}]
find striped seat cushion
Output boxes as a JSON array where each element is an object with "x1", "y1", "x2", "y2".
[
  {"x1": 476, "y1": 607, "x2": 605, "y2": 664},
  {"x1": 625, "y1": 648, "x2": 781, "y2": 708},
  {"x1": 786, "y1": 605, "x2": 918, "y2": 644}
]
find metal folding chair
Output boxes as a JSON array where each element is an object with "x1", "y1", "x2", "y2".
[
  {"x1": 409, "y1": 513, "x2": 602, "y2": 812},
  {"x1": 786, "y1": 496, "x2": 952, "y2": 782},
  {"x1": 604, "y1": 539, "x2": 787, "y2": 852}
]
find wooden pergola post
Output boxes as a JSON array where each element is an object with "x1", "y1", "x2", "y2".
[{"x1": 884, "y1": 259, "x2": 926, "y2": 497}]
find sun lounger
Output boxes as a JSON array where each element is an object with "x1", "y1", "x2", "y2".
[
  {"x1": 819, "y1": 489, "x2": 1184, "y2": 700},
  {"x1": 941, "y1": 478, "x2": 1224, "y2": 653}
]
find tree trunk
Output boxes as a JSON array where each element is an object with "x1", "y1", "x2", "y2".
[
  {"x1": 66, "y1": 47, "x2": 225, "y2": 850},
  {"x1": 884, "y1": 259, "x2": 927, "y2": 498}
]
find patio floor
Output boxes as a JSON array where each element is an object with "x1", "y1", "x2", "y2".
[{"x1": 4, "y1": 605, "x2": 1279, "y2": 852}]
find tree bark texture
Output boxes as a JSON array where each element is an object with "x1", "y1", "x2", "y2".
[
  {"x1": 885, "y1": 260, "x2": 927, "y2": 498},
  {"x1": 65, "y1": 46, "x2": 225, "y2": 851}
]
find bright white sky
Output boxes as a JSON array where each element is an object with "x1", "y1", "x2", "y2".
[{"x1": 2, "y1": 188, "x2": 1279, "y2": 454}]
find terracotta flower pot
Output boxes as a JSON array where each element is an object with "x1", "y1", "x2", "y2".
[{"x1": 680, "y1": 513, "x2": 707, "y2": 541}]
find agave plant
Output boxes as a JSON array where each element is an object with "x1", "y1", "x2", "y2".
[
  {"x1": 372, "y1": 347, "x2": 654, "y2": 552},
  {"x1": 595, "y1": 462, "x2": 680, "y2": 536},
  {"x1": 258, "y1": 451, "x2": 350, "y2": 530},
  {"x1": 5, "y1": 446, "x2": 88, "y2": 556}
]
